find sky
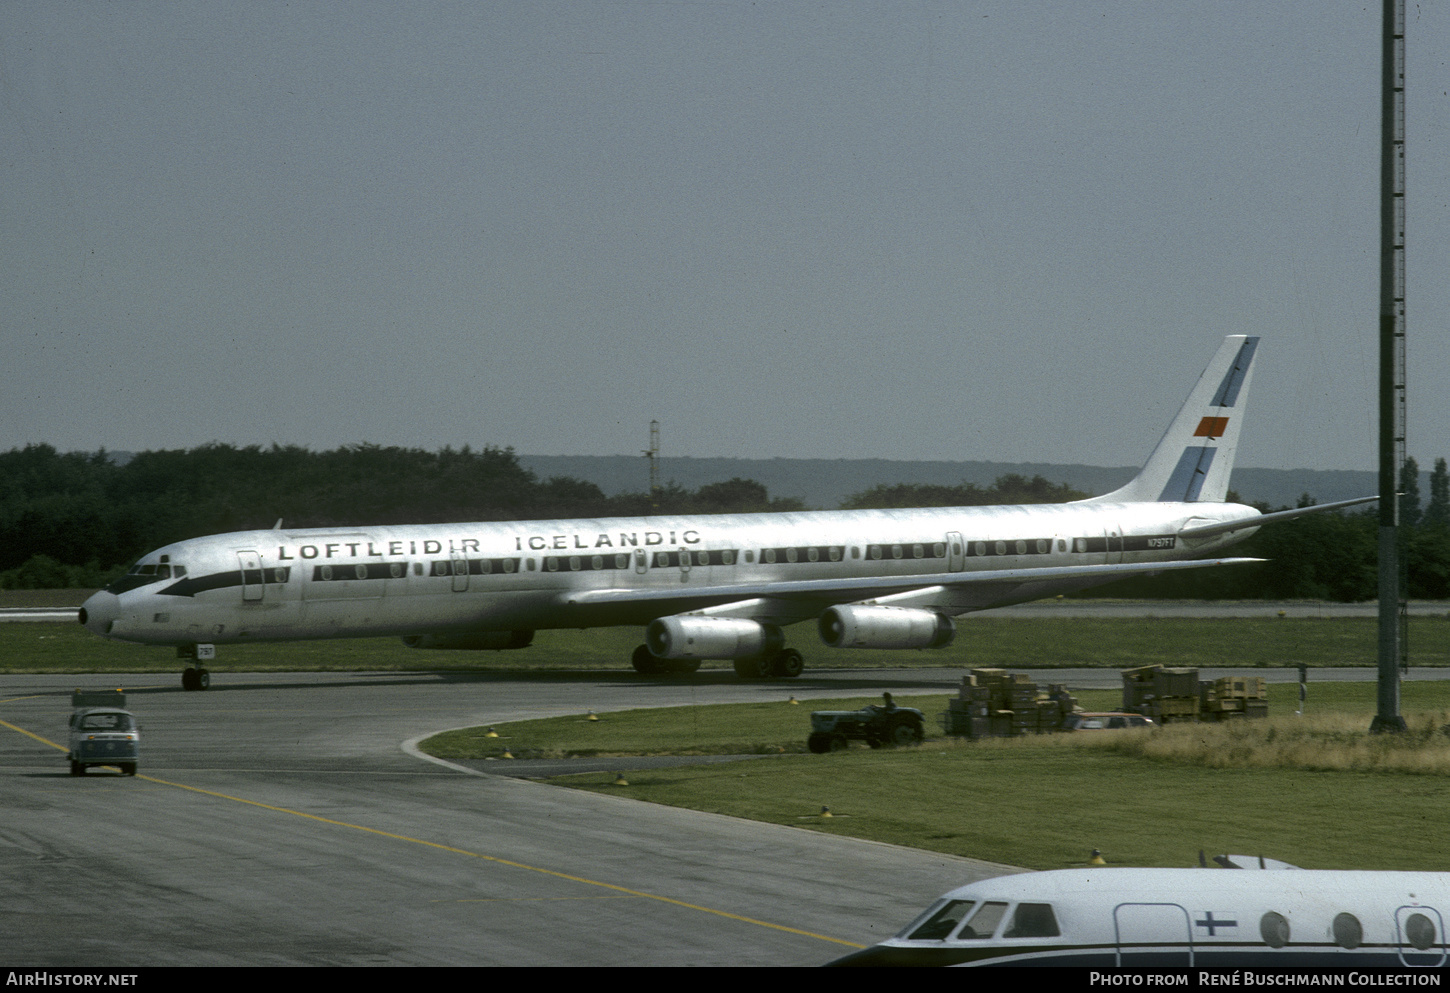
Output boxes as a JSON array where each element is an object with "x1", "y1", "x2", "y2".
[{"x1": 3, "y1": 1, "x2": 1448, "y2": 474}]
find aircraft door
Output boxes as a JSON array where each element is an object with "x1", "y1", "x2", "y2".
[
  {"x1": 1106, "y1": 523, "x2": 1124, "y2": 565},
  {"x1": 237, "y1": 550, "x2": 264, "y2": 602},
  {"x1": 946, "y1": 531, "x2": 965, "y2": 572},
  {"x1": 450, "y1": 545, "x2": 469, "y2": 592},
  {"x1": 1113, "y1": 903, "x2": 1193, "y2": 966},
  {"x1": 1396, "y1": 906, "x2": 1447, "y2": 967}
]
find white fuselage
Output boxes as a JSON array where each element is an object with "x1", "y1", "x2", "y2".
[
  {"x1": 831, "y1": 867, "x2": 1450, "y2": 967},
  {"x1": 80, "y1": 499, "x2": 1258, "y2": 649},
  {"x1": 78, "y1": 335, "x2": 1280, "y2": 671}
]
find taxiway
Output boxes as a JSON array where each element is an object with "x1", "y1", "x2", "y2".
[
  {"x1": 3, "y1": 664, "x2": 1440, "y2": 966},
  {"x1": 1, "y1": 668, "x2": 1012, "y2": 967}
]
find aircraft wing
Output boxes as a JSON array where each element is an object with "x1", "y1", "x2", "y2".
[{"x1": 562, "y1": 556, "x2": 1263, "y2": 618}]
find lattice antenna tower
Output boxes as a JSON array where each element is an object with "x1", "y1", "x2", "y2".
[
  {"x1": 644, "y1": 420, "x2": 661, "y2": 510},
  {"x1": 1372, "y1": 0, "x2": 1408, "y2": 733}
]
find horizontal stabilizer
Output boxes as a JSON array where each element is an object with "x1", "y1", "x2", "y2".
[{"x1": 1178, "y1": 496, "x2": 1378, "y2": 540}]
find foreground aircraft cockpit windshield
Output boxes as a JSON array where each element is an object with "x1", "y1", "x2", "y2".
[
  {"x1": 827, "y1": 862, "x2": 1450, "y2": 967},
  {"x1": 79, "y1": 336, "x2": 1375, "y2": 690}
]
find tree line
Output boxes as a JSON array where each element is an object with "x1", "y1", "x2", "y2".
[
  {"x1": 0, "y1": 443, "x2": 804, "y2": 587},
  {"x1": 1, "y1": 442, "x2": 1446, "y2": 599}
]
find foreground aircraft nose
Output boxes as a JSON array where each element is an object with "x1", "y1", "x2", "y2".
[{"x1": 79, "y1": 591, "x2": 120, "y2": 637}]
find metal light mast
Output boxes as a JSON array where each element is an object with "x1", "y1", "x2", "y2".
[{"x1": 1372, "y1": 0, "x2": 1408, "y2": 734}]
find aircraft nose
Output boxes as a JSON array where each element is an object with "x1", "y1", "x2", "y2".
[{"x1": 79, "y1": 590, "x2": 120, "y2": 637}]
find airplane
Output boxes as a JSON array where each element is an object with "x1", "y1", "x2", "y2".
[
  {"x1": 78, "y1": 335, "x2": 1375, "y2": 690},
  {"x1": 826, "y1": 860, "x2": 1450, "y2": 967}
]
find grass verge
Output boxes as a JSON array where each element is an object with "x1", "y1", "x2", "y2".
[{"x1": 420, "y1": 682, "x2": 1450, "y2": 871}]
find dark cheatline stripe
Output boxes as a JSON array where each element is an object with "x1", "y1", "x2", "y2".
[
  {"x1": 759, "y1": 545, "x2": 846, "y2": 565},
  {"x1": 157, "y1": 571, "x2": 244, "y2": 597}
]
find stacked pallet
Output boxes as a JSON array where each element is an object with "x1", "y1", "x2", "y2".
[
  {"x1": 1121, "y1": 664, "x2": 1200, "y2": 724},
  {"x1": 1122, "y1": 665, "x2": 1268, "y2": 723},
  {"x1": 1200, "y1": 675, "x2": 1269, "y2": 721},
  {"x1": 943, "y1": 669, "x2": 1080, "y2": 738}
]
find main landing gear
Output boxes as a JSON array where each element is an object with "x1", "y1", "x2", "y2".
[
  {"x1": 178, "y1": 644, "x2": 214, "y2": 691},
  {"x1": 731, "y1": 648, "x2": 804, "y2": 679},
  {"x1": 628, "y1": 644, "x2": 803, "y2": 678}
]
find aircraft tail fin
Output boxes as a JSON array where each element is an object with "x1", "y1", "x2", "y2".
[{"x1": 1082, "y1": 335, "x2": 1259, "y2": 505}]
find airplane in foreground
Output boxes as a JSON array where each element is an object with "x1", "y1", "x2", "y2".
[
  {"x1": 827, "y1": 860, "x2": 1449, "y2": 967},
  {"x1": 79, "y1": 336, "x2": 1374, "y2": 690}
]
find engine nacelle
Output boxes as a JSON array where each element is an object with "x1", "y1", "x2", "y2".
[
  {"x1": 646, "y1": 616, "x2": 785, "y2": 660},
  {"x1": 401, "y1": 631, "x2": 535, "y2": 651},
  {"x1": 818, "y1": 605, "x2": 955, "y2": 650}
]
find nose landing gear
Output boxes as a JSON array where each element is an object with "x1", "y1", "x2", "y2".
[
  {"x1": 181, "y1": 667, "x2": 211, "y2": 691},
  {"x1": 178, "y1": 644, "x2": 215, "y2": 691}
]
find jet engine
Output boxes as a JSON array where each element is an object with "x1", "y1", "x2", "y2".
[
  {"x1": 817, "y1": 605, "x2": 955, "y2": 650},
  {"x1": 401, "y1": 631, "x2": 535, "y2": 651},
  {"x1": 646, "y1": 616, "x2": 785, "y2": 660}
]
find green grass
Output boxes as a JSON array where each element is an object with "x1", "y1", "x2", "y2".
[
  {"x1": 16, "y1": 604, "x2": 1450, "y2": 871},
  {"x1": 420, "y1": 682, "x2": 1450, "y2": 872},
  {"x1": 552, "y1": 741, "x2": 1450, "y2": 872},
  {"x1": 424, "y1": 682, "x2": 1450, "y2": 759},
  {"x1": 6, "y1": 613, "x2": 1450, "y2": 674}
]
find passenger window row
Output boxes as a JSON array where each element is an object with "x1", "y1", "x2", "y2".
[
  {"x1": 653, "y1": 549, "x2": 740, "y2": 568},
  {"x1": 907, "y1": 900, "x2": 1439, "y2": 950},
  {"x1": 1261, "y1": 910, "x2": 1439, "y2": 952},
  {"x1": 288, "y1": 531, "x2": 1172, "y2": 584},
  {"x1": 867, "y1": 543, "x2": 944, "y2": 561},
  {"x1": 966, "y1": 539, "x2": 1055, "y2": 557}
]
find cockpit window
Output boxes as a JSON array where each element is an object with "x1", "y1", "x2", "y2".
[
  {"x1": 1004, "y1": 902, "x2": 1060, "y2": 938},
  {"x1": 956, "y1": 901, "x2": 1010, "y2": 940},
  {"x1": 906, "y1": 900, "x2": 975, "y2": 941},
  {"x1": 106, "y1": 561, "x2": 174, "y2": 594}
]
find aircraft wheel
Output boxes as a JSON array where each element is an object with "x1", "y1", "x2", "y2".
[
  {"x1": 732, "y1": 655, "x2": 773, "y2": 679},
  {"x1": 197, "y1": 668, "x2": 210, "y2": 690},
  {"x1": 770, "y1": 649, "x2": 804, "y2": 678},
  {"x1": 181, "y1": 667, "x2": 199, "y2": 691},
  {"x1": 631, "y1": 644, "x2": 669, "y2": 675},
  {"x1": 666, "y1": 659, "x2": 701, "y2": 675}
]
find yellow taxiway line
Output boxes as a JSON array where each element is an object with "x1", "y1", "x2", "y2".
[{"x1": 0, "y1": 710, "x2": 864, "y2": 951}]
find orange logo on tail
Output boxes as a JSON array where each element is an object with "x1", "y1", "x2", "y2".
[{"x1": 1194, "y1": 416, "x2": 1230, "y2": 439}]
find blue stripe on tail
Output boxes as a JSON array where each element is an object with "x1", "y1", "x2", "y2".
[
  {"x1": 1159, "y1": 447, "x2": 1217, "y2": 502},
  {"x1": 1210, "y1": 338, "x2": 1258, "y2": 408}
]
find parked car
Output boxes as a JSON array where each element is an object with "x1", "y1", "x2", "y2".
[{"x1": 1061, "y1": 712, "x2": 1156, "y2": 731}]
